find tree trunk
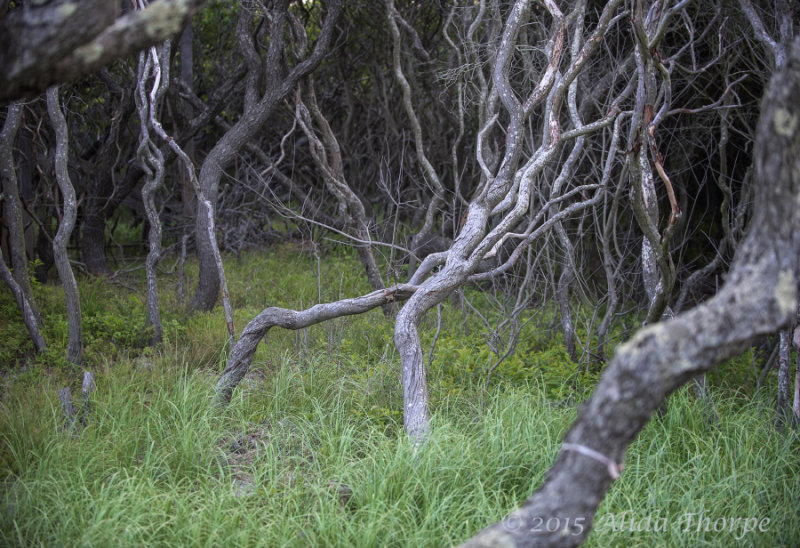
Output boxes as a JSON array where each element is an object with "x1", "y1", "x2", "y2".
[
  {"x1": 0, "y1": 101, "x2": 42, "y2": 324},
  {"x1": 214, "y1": 284, "x2": 417, "y2": 405},
  {"x1": 0, "y1": 0, "x2": 207, "y2": 101},
  {"x1": 81, "y1": 205, "x2": 110, "y2": 276},
  {"x1": 46, "y1": 85, "x2": 82, "y2": 364},
  {"x1": 190, "y1": 0, "x2": 341, "y2": 311},
  {"x1": 136, "y1": 38, "x2": 172, "y2": 347},
  {"x1": 0, "y1": 253, "x2": 46, "y2": 352}
]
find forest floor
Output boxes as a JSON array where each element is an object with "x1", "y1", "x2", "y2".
[{"x1": 0, "y1": 243, "x2": 798, "y2": 547}]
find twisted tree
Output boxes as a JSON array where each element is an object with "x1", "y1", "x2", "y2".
[{"x1": 461, "y1": 35, "x2": 800, "y2": 548}]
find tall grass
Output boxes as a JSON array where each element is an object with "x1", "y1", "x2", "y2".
[{"x1": 0, "y1": 244, "x2": 798, "y2": 546}]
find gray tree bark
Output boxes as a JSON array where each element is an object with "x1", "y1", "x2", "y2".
[
  {"x1": 1, "y1": 101, "x2": 43, "y2": 327},
  {"x1": 190, "y1": 0, "x2": 341, "y2": 312},
  {"x1": 460, "y1": 36, "x2": 800, "y2": 548},
  {"x1": 46, "y1": 86, "x2": 82, "y2": 364},
  {"x1": 214, "y1": 284, "x2": 417, "y2": 405},
  {"x1": 395, "y1": 0, "x2": 623, "y2": 441},
  {"x1": 0, "y1": 0, "x2": 207, "y2": 101},
  {"x1": 136, "y1": 40, "x2": 171, "y2": 346},
  {"x1": 0, "y1": 245, "x2": 46, "y2": 352}
]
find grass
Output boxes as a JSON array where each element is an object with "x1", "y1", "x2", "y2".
[{"x1": 0, "y1": 243, "x2": 798, "y2": 546}]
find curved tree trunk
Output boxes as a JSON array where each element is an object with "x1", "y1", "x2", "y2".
[
  {"x1": 214, "y1": 284, "x2": 417, "y2": 405},
  {"x1": 393, "y1": 0, "x2": 622, "y2": 442},
  {"x1": 190, "y1": 0, "x2": 341, "y2": 311},
  {"x1": 46, "y1": 86, "x2": 82, "y2": 364},
  {"x1": 460, "y1": 36, "x2": 800, "y2": 548},
  {"x1": 136, "y1": 40, "x2": 171, "y2": 347}
]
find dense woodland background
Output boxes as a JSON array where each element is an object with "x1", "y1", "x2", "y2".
[{"x1": 1, "y1": 1, "x2": 800, "y2": 546}]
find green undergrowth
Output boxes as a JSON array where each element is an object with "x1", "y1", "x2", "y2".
[
  {"x1": 1, "y1": 358, "x2": 797, "y2": 547},
  {"x1": 1, "y1": 243, "x2": 798, "y2": 546}
]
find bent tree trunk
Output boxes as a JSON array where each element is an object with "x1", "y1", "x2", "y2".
[
  {"x1": 136, "y1": 41, "x2": 171, "y2": 347},
  {"x1": 214, "y1": 284, "x2": 417, "y2": 405},
  {"x1": 0, "y1": 253, "x2": 46, "y2": 352},
  {"x1": 460, "y1": 37, "x2": 800, "y2": 548},
  {"x1": 1, "y1": 101, "x2": 46, "y2": 352}
]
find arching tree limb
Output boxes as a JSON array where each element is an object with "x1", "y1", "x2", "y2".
[{"x1": 214, "y1": 284, "x2": 418, "y2": 406}]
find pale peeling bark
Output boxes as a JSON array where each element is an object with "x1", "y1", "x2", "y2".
[
  {"x1": 46, "y1": 86, "x2": 82, "y2": 364},
  {"x1": 214, "y1": 284, "x2": 417, "y2": 406},
  {"x1": 395, "y1": 0, "x2": 623, "y2": 442},
  {"x1": 0, "y1": 0, "x2": 207, "y2": 101},
  {"x1": 460, "y1": 38, "x2": 800, "y2": 548},
  {"x1": 627, "y1": 1, "x2": 681, "y2": 325}
]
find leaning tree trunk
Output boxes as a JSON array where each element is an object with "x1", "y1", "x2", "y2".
[
  {"x1": 46, "y1": 86, "x2": 82, "y2": 364},
  {"x1": 460, "y1": 36, "x2": 800, "y2": 548},
  {"x1": 0, "y1": 101, "x2": 42, "y2": 324},
  {"x1": 0, "y1": 252, "x2": 46, "y2": 352},
  {"x1": 0, "y1": 102, "x2": 46, "y2": 351},
  {"x1": 393, "y1": 0, "x2": 624, "y2": 442}
]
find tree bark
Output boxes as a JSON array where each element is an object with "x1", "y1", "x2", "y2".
[
  {"x1": 79, "y1": 71, "x2": 138, "y2": 277},
  {"x1": 394, "y1": 0, "x2": 622, "y2": 442},
  {"x1": 136, "y1": 42, "x2": 170, "y2": 347},
  {"x1": 190, "y1": 0, "x2": 341, "y2": 311},
  {"x1": 1, "y1": 101, "x2": 42, "y2": 324},
  {"x1": 0, "y1": 0, "x2": 207, "y2": 101},
  {"x1": 0, "y1": 249, "x2": 46, "y2": 352},
  {"x1": 47, "y1": 86, "x2": 83, "y2": 365},
  {"x1": 460, "y1": 36, "x2": 800, "y2": 548},
  {"x1": 214, "y1": 284, "x2": 417, "y2": 405}
]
